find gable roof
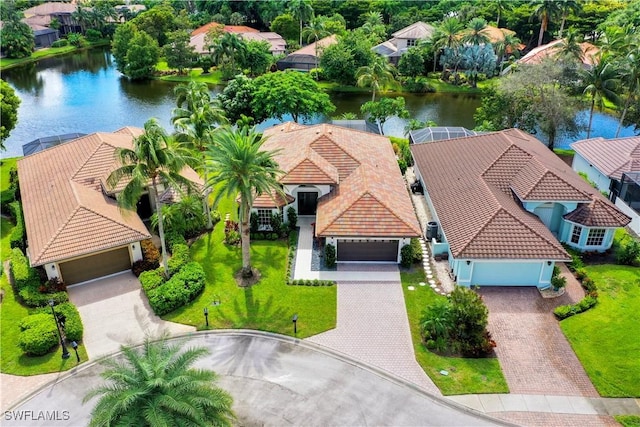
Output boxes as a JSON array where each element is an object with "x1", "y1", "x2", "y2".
[
  {"x1": 571, "y1": 136, "x2": 640, "y2": 180},
  {"x1": 23, "y1": 2, "x2": 77, "y2": 17},
  {"x1": 263, "y1": 124, "x2": 420, "y2": 238},
  {"x1": 191, "y1": 22, "x2": 259, "y2": 37},
  {"x1": 564, "y1": 199, "x2": 632, "y2": 227},
  {"x1": 17, "y1": 128, "x2": 201, "y2": 266},
  {"x1": 518, "y1": 39, "x2": 600, "y2": 67},
  {"x1": 411, "y1": 129, "x2": 629, "y2": 260},
  {"x1": 286, "y1": 34, "x2": 338, "y2": 58},
  {"x1": 391, "y1": 21, "x2": 435, "y2": 40}
]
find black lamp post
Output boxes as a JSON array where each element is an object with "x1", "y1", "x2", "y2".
[
  {"x1": 203, "y1": 307, "x2": 209, "y2": 327},
  {"x1": 292, "y1": 314, "x2": 298, "y2": 336},
  {"x1": 71, "y1": 341, "x2": 80, "y2": 363},
  {"x1": 49, "y1": 300, "x2": 70, "y2": 360}
]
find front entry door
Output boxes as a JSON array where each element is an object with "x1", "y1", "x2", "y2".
[{"x1": 298, "y1": 192, "x2": 318, "y2": 215}]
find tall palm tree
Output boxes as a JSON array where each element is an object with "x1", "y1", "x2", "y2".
[
  {"x1": 84, "y1": 338, "x2": 235, "y2": 427},
  {"x1": 581, "y1": 57, "x2": 621, "y2": 139},
  {"x1": 205, "y1": 126, "x2": 284, "y2": 279},
  {"x1": 172, "y1": 81, "x2": 227, "y2": 229},
  {"x1": 107, "y1": 119, "x2": 197, "y2": 276},
  {"x1": 210, "y1": 33, "x2": 246, "y2": 76},
  {"x1": 532, "y1": 0, "x2": 561, "y2": 47},
  {"x1": 494, "y1": 0, "x2": 513, "y2": 28},
  {"x1": 301, "y1": 17, "x2": 330, "y2": 75},
  {"x1": 616, "y1": 38, "x2": 640, "y2": 137},
  {"x1": 431, "y1": 17, "x2": 463, "y2": 73},
  {"x1": 462, "y1": 18, "x2": 490, "y2": 46},
  {"x1": 556, "y1": 28, "x2": 583, "y2": 63},
  {"x1": 288, "y1": 0, "x2": 314, "y2": 47},
  {"x1": 494, "y1": 33, "x2": 522, "y2": 70},
  {"x1": 356, "y1": 56, "x2": 397, "y2": 102},
  {"x1": 557, "y1": 0, "x2": 579, "y2": 38}
]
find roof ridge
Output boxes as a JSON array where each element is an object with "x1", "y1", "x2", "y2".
[
  {"x1": 70, "y1": 138, "x2": 108, "y2": 183},
  {"x1": 294, "y1": 157, "x2": 337, "y2": 183},
  {"x1": 482, "y1": 143, "x2": 531, "y2": 177},
  {"x1": 457, "y1": 206, "x2": 502, "y2": 257},
  {"x1": 309, "y1": 131, "x2": 361, "y2": 168}
]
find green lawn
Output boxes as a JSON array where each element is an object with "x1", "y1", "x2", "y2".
[
  {"x1": 402, "y1": 270, "x2": 508, "y2": 395},
  {"x1": 561, "y1": 265, "x2": 640, "y2": 397},
  {"x1": 0, "y1": 41, "x2": 109, "y2": 70},
  {"x1": 163, "y1": 194, "x2": 336, "y2": 338},
  {"x1": 156, "y1": 61, "x2": 224, "y2": 85},
  {"x1": 617, "y1": 415, "x2": 640, "y2": 427}
]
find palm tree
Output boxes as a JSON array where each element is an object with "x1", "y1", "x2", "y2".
[
  {"x1": 301, "y1": 17, "x2": 330, "y2": 75},
  {"x1": 205, "y1": 126, "x2": 284, "y2": 279},
  {"x1": 616, "y1": 38, "x2": 640, "y2": 137},
  {"x1": 462, "y1": 18, "x2": 490, "y2": 46},
  {"x1": 172, "y1": 81, "x2": 227, "y2": 229},
  {"x1": 494, "y1": 0, "x2": 513, "y2": 28},
  {"x1": 288, "y1": 0, "x2": 314, "y2": 47},
  {"x1": 581, "y1": 57, "x2": 621, "y2": 139},
  {"x1": 532, "y1": 0, "x2": 561, "y2": 47},
  {"x1": 356, "y1": 56, "x2": 397, "y2": 102},
  {"x1": 431, "y1": 17, "x2": 463, "y2": 73},
  {"x1": 210, "y1": 33, "x2": 246, "y2": 76},
  {"x1": 494, "y1": 33, "x2": 522, "y2": 70},
  {"x1": 557, "y1": 0, "x2": 579, "y2": 38},
  {"x1": 84, "y1": 337, "x2": 235, "y2": 427},
  {"x1": 556, "y1": 28, "x2": 583, "y2": 63},
  {"x1": 107, "y1": 119, "x2": 197, "y2": 276}
]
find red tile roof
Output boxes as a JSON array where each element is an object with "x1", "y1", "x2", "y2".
[
  {"x1": 251, "y1": 191, "x2": 295, "y2": 208},
  {"x1": 263, "y1": 124, "x2": 420, "y2": 238},
  {"x1": 571, "y1": 136, "x2": 640, "y2": 180},
  {"x1": 411, "y1": 129, "x2": 628, "y2": 260}
]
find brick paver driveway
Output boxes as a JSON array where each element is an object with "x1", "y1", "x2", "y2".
[{"x1": 479, "y1": 283, "x2": 598, "y2": 397}]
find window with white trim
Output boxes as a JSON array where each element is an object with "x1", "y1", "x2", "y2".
[
  {"x1": 571, "y1": 225, "x2": 582, "y2": 244},
  {"x1": 586, "y1": 228, "x2": 606, "y2": 246},
  {"x1": 406, "y1": 38, "x2": 417, "y2": 47},
  {"x1": 257, "y1": 209, "x2": 271, "y2": 229}
]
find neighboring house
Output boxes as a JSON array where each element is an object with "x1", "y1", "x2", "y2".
[
  {"x1": 571, "y1": 136, "x2": 640, "y2": 234},
  {"x1": 373, "y1": 21, "x2": 435, "y2": 64},
  {"x1": 502, "y1": 38, "x2": 599, "y2": 74},
  {"x1": 411, "y1": 129, "x2": 630, "y2": 288},
  {"x1": 277, "y1": 35, "x2": 337, "y2": 71},
  {"x1": 190, "y1": 22, "x2": 286, "y2": 56},
  {"x1": 0, "y1": 19, "x2": 59, "y2": 49},
  {"x1": 259, "y1": 123, "x2": 421, "y2": 263},
  {"x1": 409, "y1": 126, "x2": 478, "y2": 144},
  {"x1": 17, "y1": 128, "x2": 203, "y2": 285},
  {"x1": 22, "y1": 2, "x2": 80, "y2": 35}
]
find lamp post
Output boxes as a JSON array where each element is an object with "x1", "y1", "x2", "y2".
[
  {"x1": 292, "y1": 314, "x2": 298, "y2": 336},
  {"x1": 49, "y1": 300, "x2": 70, "y2": 360},
  {"x1": 70, "y1": 341, "x2": 80, "y2": 363},
  {"x1": 203, "y1": 307, "x2": 209, "y2": 327}
]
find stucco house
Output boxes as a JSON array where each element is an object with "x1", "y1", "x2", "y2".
[
  {"x1": 277, "y1": 35, "x2": 337, "y2": 71},
  {"x1": 17, "y1": 128, "x2": 202, "y2": 285},
  {"x1": 258, "y1": 123, "x2": 421, "y2": 262},
  {"x1": 411, "y1": 129, "x2": 630, "y2": 288},
  {"x1": 571, "y1": 135, "x2": 640, "y2": 234},
  {"x1": 22, "y1": 2, "x2": 81, "y2": 36},
  {"x1": 190, "y1": 22, "x2": 286, "y2": 56},
  {"x1": 373, "y1": 21, "x2": 435, "y2": 64}
]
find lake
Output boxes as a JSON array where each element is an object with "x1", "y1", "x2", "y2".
[{"x1": 1, "y1": 46, "x2": 636, "y2": 158}]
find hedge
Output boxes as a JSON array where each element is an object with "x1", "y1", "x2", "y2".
[
  {"x1": 19, "y1": 313, "x2": 58, "y2": 356},
  {"x1": 10, "y1": 248, "x2": 68, "y2": 307},
  {"x1": 289, "y1": 279, "x2": 335, "y2": 286},
  {"x1": 165, "y1": 231, "x2": 187, "y2": 253},
  {"x1": 285, "y1": 230, "x2": 298, "y2": 284},
  {"x1": 554, "y1": 295, "x2": 598, "y2": 320},
  {"x1": 167, "y1": 243, "x2": 190, "y2": 275},
  {"x1": 8, "y1": 201, "x2": 25, "y2": 251},
  {"x1": 35, "y1": 302, "x2": 84, "y2": 342},
  {"x1": 146, "y1": 262, "x2": 205, "y2": 315},
  {"x1": 139, "y1": 268, "x2": 164, "y2": 292}
]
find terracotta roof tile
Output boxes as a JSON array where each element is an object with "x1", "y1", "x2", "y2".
[
  {"x1": 571, "y1": 136, "x2": 640, "y2": 180},
  {"x1": 511, "y1": 160, "x2": 591, "y2": 201},
  {"x1": 252, "y1": 191, "x2": 295, "y2": 208},
  {"x1": 564, "y1": 199, "x2": 631, "y2": 227}
]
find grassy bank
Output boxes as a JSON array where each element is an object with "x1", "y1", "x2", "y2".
[{"x1": 0, "y1": 41, "x2": 110, "y2": 70}]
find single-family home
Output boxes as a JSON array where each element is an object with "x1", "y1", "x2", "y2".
[
  {"x1": 22, "y1": 2, "x2": 80, "y2": 36},
  {"x1": 277, "y1": 35, "x2": 338, "y2": 71},
  {"x1": 17, "y1": 128, "x2": 202, "y2": 285},
  {"x1": 571, "y1": 135, "x2": 640, "y2": 234},
  {"x1": 258, "y1": 123, "x2": 421, "y2": 262},
  {"x1": 411, "y1": 129, "x2": 630, "y2": 288},
  {"x1": 502, "y1": 39, "x2": 599, "y2": 74},
  {"x1": 373, "y1": 21, "x2": 435, "y2": 64},
  {"x1": 190, "y1": 22, "x2": 286, "y2": 56}
]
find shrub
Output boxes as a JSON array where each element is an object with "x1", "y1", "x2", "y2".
[
  {"x1": 10, "y1": 248, "x2": 68, "y2": 307},
  {"x1": 224, "y1": 219, "x2": 240, "y2": 245},
  {"x1": 141, "y1": 239, "x2": 160, "y2": 265},
  {"x1": 85, "y1": 29, "x2": 101, "y2": 42},
  {"x1": 401, "y1": 77, "x2": 436, "y2": 93},
  {"x1": 8, "y1": 201, "x2": 25, "y2": 251},
  {"x1": 287, "y1": 206, "x2": 297, "y2": 230},
  {"x1": 270, "y1": 212, "x2": 283, "y2": 236},
  {"x1": 147, "y1": 262, "x2": 205, "y2": 315},
  {"x1": 324, "y1": 243, "x2": 336, "y2": 268},
  {"x1": 18, "y1": 313, "x2": 58, "y2": 356},
  {"x1": 563, "y1": 246, "x2": 584, "y2": 271},
  {"x1": 39, "y1": 277, "x2": 66, "y2": 293},
  {"x1": 574, "y1": 268, "x2": 587, "y2": 281},
  {"x1": 289, "y1": 279, "x2": 335, "y2": 286},
  {"x1": 400, "y1": 244, "x2": 413, "y2": 268},
  {"x1": 51, "y1": 39, "x2": 69, "y2": 48},
  {"x1": 410, "y1": 238, "x2": 423, "y2": 263},
  {"x1": 616, "y1": 239, "x2": 640, "y2": 266},
  {"x1": 35, "y1": 302, "x2": 84, "y2": 342},
  {"x1": 139, "y1": 268, "x2": 165, "y2": 292},
  {"x1": 553, "y1": 304, "x2": 575, "y2": 320},
  {"x1": 397, "y1": 158, "x2": 407, "y2": 174},
  {"x1": 554, "y1": 295, "x2": 597, "y2": 320},
  {"x1": 168, "y1": 243, "x2": 190, "y2": 274},
  {"x1": 250, "y1": 212, "x2": 259, "y2": 233},
  {"x1": 581, "y1": 276, "x2": 596, "y2": 293},
  {"x1": 66, "y1": 33, "x2": 88, "y2": 47},
  {"x1": 551, "y1": 274, "x2": 566, "y2": 290}
]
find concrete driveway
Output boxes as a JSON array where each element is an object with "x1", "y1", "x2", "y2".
[
  {"x1": 68, "y1": 272, "x2": 195, "y2": 359},
  {"x1": 3, "y1": 332, "x2": 506, "y2": 427}
]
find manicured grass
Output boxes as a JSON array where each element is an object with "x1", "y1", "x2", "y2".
[
  {"x1": 1, "y1": 157, "x2": 17, "y2": 189},
  {"x1": 402, "y1": 269, "x2": 508, "y2": 395},
  {"x1": 156, "y1": 61, "x2": 224, "y2": 85},
  {"x1": 617, "y1": 415, "x2": 640, "y2": 427},
  {"x1": 163, "y1": 194, "x2": 336, "y2": 338},
  {"x1": 318, "y1": 77, "x2": 496, "y2": 95},
  {"x1": 553, "y1": 148, "x2": 575, "y2": 157},
  {"x1": 0, "y1": 42, "x2": 109, "y2": 70},
  {"x1": 560, "y1": 265, "x2": 640, "y2": 397}
]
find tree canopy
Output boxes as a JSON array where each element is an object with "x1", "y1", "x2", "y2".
[{"x1": 0, "y1": 80, "x2": 21, "y2": 149}]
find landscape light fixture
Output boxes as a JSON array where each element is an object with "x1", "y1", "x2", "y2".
[
  {"x1": 49, "y1": 300, "x2": 70, "y2": 360},
  {"x1": 71, "y1": 341, "x2": 80, "y2": 363},
  {"x1": 204, "y1": 307, "x2": 209, "y2": 327},
  {"x1": 292, "y1": 314, "x2": 298, "y2": 336}
]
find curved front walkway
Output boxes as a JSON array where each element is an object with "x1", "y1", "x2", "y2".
[{"x1": 3, "y1": 332, "x2": 505, "y2": 427}]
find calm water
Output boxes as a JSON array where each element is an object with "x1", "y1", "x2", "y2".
[{"x1": 2, "y1": 46, "x2": 636, "y2": 158}]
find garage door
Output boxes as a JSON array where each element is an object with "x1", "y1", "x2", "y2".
[
  {"x1": 59, "y1": 247, "x2": 131, "y2": 285},
  {"x1": 337, "y1": 240, "x2": 398, "y2": 262},
  {"x1": 471, "y1": 262, "x2": 542, "y2": 286}
]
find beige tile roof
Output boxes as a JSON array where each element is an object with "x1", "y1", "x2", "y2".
[
  {"x1": 391, "y1": 21, "x2": 435, "y2": 40},
  {"x1": 571, "y1": 136, "x2": 640, "y2": 180},
  {"x1": 564, "y1": 199, "x2": 631, "y2": 227},
  {"x1": 263, "y1": 124, "x2": 420, "y2": 238},
  {"x1": 23, "y1": 2, "x2": 77, "y2": 17},
  {"x1": 288, "y1": 35, "x2": 338, "y2": 57},
  {"x1": 18, "y1": 129, "x2": 200, "y2": 266},
  {"x1": 411, "y1": 129, "x2": 628, "y2": 260},
  {"x1": 518, "y1": 39, "x2": 600, "y2": 67},
  {"x1": 250, "y1": 191, "x2": 295, "y2": 208}
]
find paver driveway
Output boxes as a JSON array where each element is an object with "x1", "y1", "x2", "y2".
[
  {"x1": 68, "y1": 272, "x2": 195, "y2": 359},
  {"x1": 478, "y1": 283, "x2": 598, "y2": 397}
]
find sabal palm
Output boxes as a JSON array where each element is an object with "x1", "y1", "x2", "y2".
[
  {"x1": 288, "y1": 0, "x2": 314, "y2": 46},
  {"x1": 84, "y1": 338, "x2": 235, "y2": 427},
  {"x1": 462, "y1": 18, "x2": 490, "y2": 46},
  {"x1": 211, "y1": 33, "x2": 245, "y2": 74},
  {"x1": 172, "y1": 81, "x2": 227, "y2": 229},
  {"x1": 356, "y1": 56, "x2": 397, "y2": 102},
  {"x1": 581, "y1": 58, "x2": 621, "y2": 139},
  {"x1": 302, "y1": 18, "x2": 330, "y2": 74},
  {"x1": 107, "y1": 119, "x2": 197, "y2": 276},
  {"x1": 532, "y1": 0, "x2": 561, "y2": 47},
  {"x1": 557, "y1": 29, "x2": 583, "y2": 63},
  {"x1": 432, "y1": 18, "x2": 463, "y2": 73},
  {"x1": 494, "y1": 33, "x2": 522, "y2": 69},
  {"x1": 616, "y1": 39, "x2": 640, "y2": 137},
  {"x1": 205, "y1": 126, "x2": 283, "y2": 278}
]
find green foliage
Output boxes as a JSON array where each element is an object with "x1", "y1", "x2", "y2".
[
  {"x1": 85, "y1": 29, "x2": 102, "y2": 43},
  {"x1": 616, "y1": 415, "x2": 640, "y2": 427},
  {"x1": 252, "y1": 71, "x2": 335, "y2": 123},
  {"x1": 112, "y1": 21, "x2": 137, "y2": 74},
  {"x1": 287, "y1": 206, "x2": 297, "y2": 230},
  {"x1": 400, "y1": 244, "x2": 413, "y2": 268},
  {"x1": 551, "y1": 273, "x2": 567, "y2": 290},
  {"x1": 168, "y1": 243, "x2": 190, "y2": 275},
  {"x1": 50, "y1": 39, "x2": 69, "y2": 48},
  {"x1": 124, "y1": 31, "x2": 160, "y2": 80},
  {"x1": 0, "y1": 16, "x2": 34, "y2": 59},
  {"x1": 250, "y1": 212, "x2": 259, "y2": 233},
  {"x1": 164, "y1": 231, "x2": 187, "y2": 254},
  {"x1": 239, "y1": 40, "x2": 272, "y2": 77},
  {"x1": 320, "y1": 29, "x2": 375, "y2": 85},
  {"x1": 38, "y1": 302, "x2": 83, "y2": 342},
  {"x1": 400, "y1": 77, "x2": 436, "y2": 93},
  {"x1": 289, "y1": 279, "x2": 335, "y2": 286},
  {"x1": 163, "y1": 29, "x2": 197, "y2": 74},
  {"x1": 616, "y1": 238, "x2": 640, "y2": 266},
  {"x1": 360, "y1": 97, "x2": 409, "y2": 134},
  {"x1": 420, "y1": 286, "x2": 494, "y2": 357},
  {"x1": 1, "y1": 79, "x2": 21, "y2": 145},
  {"x1": 8, "y1": 201, "x2": 25, "y2": 251},
  {"x1": 147, "y1": 262, "x2": 206, "y2": 315},
  {"x1": 151, "y1": 196, "x2": 207, "y2": 239},
  {"x1": 555, "y1": 296, "x2": 598, "y2": 319},
  {"x1": 139, "y1": 268, "x2": 164, "y2": 292},
  {"x1": 410, "y1": 238, "x2": 423, "y2": 263},
  {"x1": 324, "y1": 243, "x2": 336, "y2": 268},
  {"x1": 270, "y1": 212, "x2": 284, "y2": 236},
  {"x1": 216, "y1": 74, "x2": 265, "y2": 125},
  {"x1": 66, "y1": 33, "x2": 88, "y2": 48},
  {"x1": 285, "y1": 229, "x2": 298, "y2": 283},
  {"x1": 130, "y1": 3, "x2": 182, "y2": 47},
  {"x1": 398, "y1": 47, "x2": 427, "y2": 77},
  {"x1": 270, "y1": 13, "x2": 298, "y2": 43},
  {"x1": 10, "y1": 248, "x2": 69, "y2": 307},
  {"x1": 18, "y1": 313, "x2": 58, "y2": 356}
]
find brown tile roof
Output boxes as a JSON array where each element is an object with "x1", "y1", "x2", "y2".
[
  {"x1": 23, "y1": 2, "x2": 77, "y2": 17},
  {"x1": 571, "y1": 136, "x2": 640, "y2": 180},
  {"x1": 191, "y1": 22, "x2": 259, "y2": 37},
  {"x1": 411, "y1": 129, "x2": 628, "y2": 260},
  {"x1": 251, "y1": 191, "x2": 295, "y2": 208},
  {"x1": 518, "y1": 39, "x2": 600, "y2": 67},
  {"x1": 564, "y1": 199, "x2": 631, "y2": 227},
  {"x1": 263, "y1": 124, "x2": 420, "y2": 238},
  {"x1": 288, "y1": 35, "x2": 338, "y2": 57}
]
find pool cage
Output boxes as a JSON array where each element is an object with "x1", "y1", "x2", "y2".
[
  {"x1": 22, "y1": 133, "x2": 87, "y2": 156},
  {"x1": 615, "y1": 172, "x2": 640, "y2": 215}
]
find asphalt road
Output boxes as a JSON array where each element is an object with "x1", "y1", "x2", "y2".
[{"x1": 3, "y1": 331, "x2": 509, "y2": 427}]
